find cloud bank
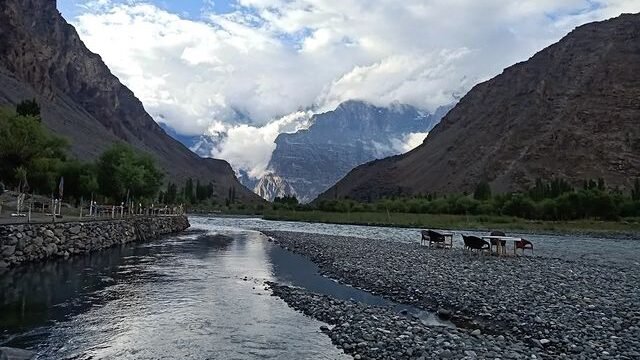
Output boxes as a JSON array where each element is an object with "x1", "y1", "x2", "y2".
[{"x1": 66, "y1": 0, "x2": 640, "y2": 176}]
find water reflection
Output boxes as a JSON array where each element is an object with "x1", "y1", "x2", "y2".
[{"x1": 1, "y1": 226, "x2": 349, "y2": 359}]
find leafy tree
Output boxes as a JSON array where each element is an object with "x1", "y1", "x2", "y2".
[
  {"x1": 274, "y1": 195, "x2": 299, "y2": 206},
  {"x1": 14, "y1": 166, "x2": 28, "y2": 192},
  {"x1": 96, "y1": 143, "x2": 163, "y2": 202},
  {"x1": 16, "y1": 99, "x2": 41, "y2": 118},
  {"x1": 59, "y1": 160, "x2": 98, "y2": 203},
  {"x1": 473, "y1": 181, "x2": 492, "y2": 201},
  {"x1": 632, "y1": 178, "x2": 640, "y2": 201},
  {"x1": 166, "y1": 182, "x2": 178, "y2": 204},
  {"x1": 0, "y1": 108, "x2": 68, "y2": 188},
  {"x1": 184, "y1": 178, "x2": 194, "y2": 204},
  {"x1": 502, "y1": 194, "x2": 536, "y2": 219}
]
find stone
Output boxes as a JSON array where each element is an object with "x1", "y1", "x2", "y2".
[
  {"x1": 1, "y1": 245, "x2": 15, "y2": 257},
  {"x1": 471, "y1": 329, "x2": 481, "y2": 336},
  {"x1": 437, "y1": 308, "x2": 452, "y2": 320},
  {"x1": 0, "y1": 347, "x2": 35, "y2": 360}
]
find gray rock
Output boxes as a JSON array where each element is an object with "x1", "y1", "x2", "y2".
[
  {"x1": 1, "y1": 245, "x2": 15, "y2": 257},
  {"x1": 0, "y1": 347, "x2": 35, "y2": 360}
]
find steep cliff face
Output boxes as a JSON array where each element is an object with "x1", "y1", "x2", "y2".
[
  {"x1": 0, "y1": 0, "x2": 261, "y2": 203},
  {"x1": 318, "y1": 14, "x2": 640, "y2": 202},
  {"x1": 264, "y1": 100, "x2": 450, "y2": 202}
]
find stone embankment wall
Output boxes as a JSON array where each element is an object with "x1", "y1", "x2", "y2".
[{"x1": 0, "y1": 216, "x2": 190, "y2": 268}]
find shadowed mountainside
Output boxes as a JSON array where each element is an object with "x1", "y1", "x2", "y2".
[{"x1": 0, "y1": 0, "x2": 262, "y2": 203}]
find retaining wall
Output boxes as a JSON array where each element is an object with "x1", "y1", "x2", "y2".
[{"x1": 0, "y1": 216, "x2": 190, "y2": 269}]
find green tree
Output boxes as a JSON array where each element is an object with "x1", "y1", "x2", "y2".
[
  {"x1": 0, "y1": 108, "x2": 68, "y2": 189},
  {"x1": 59, "y1": 160, "x2": 98, "y2": 203},
  {"x1": 96, "y1": 143, "x2": 163, "y2": 202},
  {"x1": 166, "y1": 182, "x2": 178, "y2": 204},
  {"x1": 184, "y1": 178, "x2": 194, "y2": 204},
  {"x1": 16, "y1": 99, "x2": 41, "y2": 119},
  {"x1": 632, "y1": 178, "x2": 640, "y2": 201},
  {"x1": 473, "y1": 181, "x2": 492, "y2": 201}
]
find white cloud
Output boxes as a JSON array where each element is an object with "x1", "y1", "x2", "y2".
[
  {"x1": 67, "y1": 0, "x2": 640, "y2": 175},
  {"x1": 209, "y1": 111, "x2": 312, "y2": 178}
]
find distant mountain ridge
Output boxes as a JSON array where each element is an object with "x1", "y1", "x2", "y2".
[
  {"x1": 318, "y1": 13, "x2": 640, "y2": 202},
  {"x1": 0, "y1": 0, "x2": 262, "y2": 204},
  {"x1": 261, "y1": 100, "x2": 451, "y2": 202}
]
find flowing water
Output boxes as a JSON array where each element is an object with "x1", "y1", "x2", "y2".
[
  {"x1": 0, "y1": 216, "x2": 454, "y2": 359},
  {"x1": 1, "y1": 216, "x2": 637, "y2": 359}
]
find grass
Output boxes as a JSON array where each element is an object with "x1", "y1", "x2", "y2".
[{"x1": 262, "y1": 210, "x2": 640, "y2": 235}]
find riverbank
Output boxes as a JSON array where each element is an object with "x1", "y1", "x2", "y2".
[
  {"x1": 0, "y1": 215, "x2": 189, "y2": 269},
  {"x1": 263, "y1": 230, "x2": 640, "y2": 359},
  {"x1": 268, "y1": 282, "x2": 539, "y2": 359},
  {"x1": 263, "y1": 210, "x2": 640, "y2": 236}
]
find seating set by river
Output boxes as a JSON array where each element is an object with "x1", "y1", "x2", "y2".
[{"x1": 263, "y1": 229, "x2": 640, "y2": 359}]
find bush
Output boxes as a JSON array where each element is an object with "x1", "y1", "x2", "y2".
[{"x1": 502, "y1": 194, "x2": 536, "y2": 219}]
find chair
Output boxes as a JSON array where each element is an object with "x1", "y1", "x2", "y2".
[
  {"x1": 462, "y1": 235, "x2": 489, "y2": 254},
  {"x1": 515, "y1": 239, "x2": 534, "y2": 255},
  {"x1": 489, "y1": 231, "x2": 507, "y2": 255},
  {"x1": 420, "y1": 230, "x2": 430, "y2": 246},
  {"x1": 422, "y1": 230, "x2": 452, "y2": 248}
]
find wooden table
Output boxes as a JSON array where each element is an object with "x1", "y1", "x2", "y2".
[{"x1": 482, "y1": 236, "x2": 522, "y2": 256}]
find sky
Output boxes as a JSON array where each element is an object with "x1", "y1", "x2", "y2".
[{"x1": 57, "y1": 0, "x2": 640, "y2": 178}]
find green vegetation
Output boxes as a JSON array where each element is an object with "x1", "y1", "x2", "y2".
[
  {"x1": 0, "y1": 101, "x2": 164, "y2": 205},
  {"x1": 254, "y1": 178, "x2": 640, "y2": 233},
  {"x1": 308, "y1": 178, "x2": 640, "y2": 221},
  {"x1": 159, "y1": 179, "x2": 239, "y2": 210},
  {"x1": 96, "y1": 144, "x2": 163, "y2": 201}
]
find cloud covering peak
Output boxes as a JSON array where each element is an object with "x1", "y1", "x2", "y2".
[{"x1": 62, "y1": 0, "x2": 640, "y2": 175}]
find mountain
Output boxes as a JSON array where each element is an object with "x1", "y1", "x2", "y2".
[
  {"x1": 253, "y1": 173, "x2": 297, "y2": 201},
  {"x1": 262, "y1": 100, "x2": 451, "y2": 202},
  {"x1": 159, "y1": 123, "x2": 224, "y2": 159},
  {"x1": 317, "y1": 14, "x2": 640, "y2": 202},
  {"x1": 0, "y1": 0, "x2": 262, "y2": 203}
]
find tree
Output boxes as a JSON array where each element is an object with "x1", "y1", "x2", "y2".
[
  {"x1": 0, "y1": 108, "x2": 68, "y2": 189},
  {"x1": 166, "y1": 182, "x2": 178, "y2": 204},
  {"x1": 16, "y1": 99, "x2": 41, "y2": 119},
  {"x1": 274, "y1": 195, "x2": 299, "y2": 206},
  {"x1": 96, "y1": 143, "x2": 163, "y2": 202},
  {"x1": 632, "y1": 178, "x2": 640, "y2": 201},
  {"x1": 184, "y1": 178, "x2": 194, "y2": 204},
  {"x1": 59, "y1": 160, "x2": 98, "y2": 203},
  {"x1": 473, "y1": 181, "x2": 492, "y2": 201}
]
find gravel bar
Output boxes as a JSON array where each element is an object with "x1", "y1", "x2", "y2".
[
  {"x1": 268, "y1": 282, "x2": 539, "y2": 359},
  {"x1": 262, "y1": 230, "x2": 640, "y2": 359}
]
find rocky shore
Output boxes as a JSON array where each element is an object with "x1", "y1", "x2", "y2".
[
  {"x1": 263, "y1": 230, "x2": 640, "y2": 359},
  {"x1": 0, "y1": 216, "x2": 190, "y2": 269},
  {"x1": 269, "y1": 283, "x2": 538, "y2": 359}
]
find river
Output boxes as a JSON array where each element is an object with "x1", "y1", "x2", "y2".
[
  {"x1": 1, "y1": 216, "x2": 456, "y2": 359},
  {"x1": 1, "y1": 216, "x2": 638, "y2": 359}
]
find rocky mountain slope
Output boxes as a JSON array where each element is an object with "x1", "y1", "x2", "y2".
[
  {"x1": 263, "y1": 100, "x2": 450, "y2": 202},
  {"x1": 253, "y1": 173, "x2": 297, "y2": 201},
  {"x1": 0, "y1": 0, "x2": 261, "y2": 203},
  {"x1": 318, "y1": 13, "x2": 640, "y2": 202}
]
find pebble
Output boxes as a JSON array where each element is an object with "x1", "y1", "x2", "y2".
[{"x1": 263, "y1": 230, "x2": 640, "y2": 359}]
